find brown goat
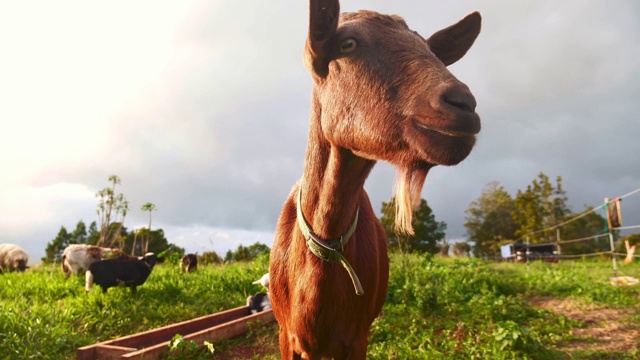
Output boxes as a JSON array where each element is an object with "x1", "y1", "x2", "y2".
[{"x1": 269, "y1": 1, "x2": 481, "y2": 359}]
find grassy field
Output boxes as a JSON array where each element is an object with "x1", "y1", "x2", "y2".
[{"x1": 1, "y1": 253, "x2": 638, "y2": 359}]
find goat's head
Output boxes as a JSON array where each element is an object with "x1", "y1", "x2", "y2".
[
  {"x1": 142, "y1": 252, "x2": 163, "y2": 269},
  {"x1": 304, "y1": 0, "x2": 481, "y2": 234}
]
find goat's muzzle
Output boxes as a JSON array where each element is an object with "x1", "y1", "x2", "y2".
[{"x1": 406, "y1": 82, "x2": 480, "y2": 166}]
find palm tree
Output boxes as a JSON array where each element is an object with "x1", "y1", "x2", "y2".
[
  {"x1": 96, "y1": 175, "x2": 129, "y2": 247},
  {"x1": 140, "y1": 203, "x2": 157, "y2": 254}
]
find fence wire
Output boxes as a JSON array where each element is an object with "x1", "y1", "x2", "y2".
[{"x1": 501, "y1": 186, "x2": 639, "y2": 271}]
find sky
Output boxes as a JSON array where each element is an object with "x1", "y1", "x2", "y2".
[{"x1": 1, "y1": 1, "x2": 639, "y2": 263}]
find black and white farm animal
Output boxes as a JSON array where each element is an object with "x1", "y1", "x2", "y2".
[
  {"x1": 247, "y1": 292, "x2": 272, "y2": 314},
  {"x1": 85, "y1": 252, "x2": 162, "y2": 295},
  {"x1": 61, "y1": 244, "x2": 118, "y2": 278},
  {"x1": 0, "y1": 243, "x2": 29, "y2": 273}
]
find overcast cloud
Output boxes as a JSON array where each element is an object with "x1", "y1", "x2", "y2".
[{"x1": 1, "y1": 1, "x2": 639, "y2": 262}]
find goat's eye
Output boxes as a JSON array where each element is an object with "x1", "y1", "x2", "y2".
[{"x1": 340, "y1": 39, "x2": 357, "y2": 54}]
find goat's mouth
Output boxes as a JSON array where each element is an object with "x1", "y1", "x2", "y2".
[
  {"x1": 407, "y1": 117, "x2": 479, "y2": 166},
  {"x1": 413, "y1": 120, "x2": 476, "y2": 137}
]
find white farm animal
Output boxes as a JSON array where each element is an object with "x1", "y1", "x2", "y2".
[
  {"x1": 252, "y1": 273, "x2": 270, "y2": 290},
  {"x1": 61, "y1": 244, "x2": 117, "y2": 278},
  {"x1": 0, "y1": 243, "x2": 29, "y2": 272}
]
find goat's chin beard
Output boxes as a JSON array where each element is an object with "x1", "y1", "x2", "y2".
[{"x1": 393, "y1": 165, "x2": 429, "y2": 236}]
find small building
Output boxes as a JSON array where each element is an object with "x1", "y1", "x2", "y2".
[{"x1": 501, "y1": 243, "x2": 559, "y2": 263}]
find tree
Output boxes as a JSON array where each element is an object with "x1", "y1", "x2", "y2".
[
  {"x1": 224, "y1": 242, "x2": 270, "y2": 262},
  {"x1": 437, "y1": 238, "x2": 450, "y2": 257},
  {"x1": 452, "y1": 242, "x2": 471, "y2": 257},
  {"x1": 43, "y1": 226, "x2": 70, "y2": 263},
  {"x1": 558, "y1": 207, "x2": 611, "y2": 255},
  {"x1": 96, "y1": 175, "x2": 129, "y2": 247},
  {"x1": 42, "y1": 220, "x2": 94, "y2": 262},
  {"x1": 464, "y1": 181, "x2": 517, "y2": 257},
  {"x1": 136, "y1": 202, "x2": 157, "y2": 255},
  {"x1": 380, "y1": 197, "x2": 446, "y2": 254},
  {"x1": 200, "y1": 251, "x2": 224, "y2": 265},
  {"x1": 122, "y1": 228, "x2": 179, "y2": 256},
  {"x1": 87, "y1": 221, "x2": 100, "y2": 245},
  {"x1": 512, "y1": 173, "x2": 570, "y2": 243},
  {"x1": 69, "y1": 220, "x2": 88, "y2": 244},
  {"x1": 43, "y1": 217, "x2": 184, "y2": 263}
]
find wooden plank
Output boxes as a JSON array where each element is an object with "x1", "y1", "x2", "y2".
[
  {"x1": 108, "y1": 306, "x2": 249, "y2": 348},
  {"x1": 184, "y1": 309, "x2": 275, "y2": 344},
  {"x1": 94, "y1": 345, "x2": 138, "y2": 360},
  {"x1": 121, "y1": 310, "x2": 275, "y2": 360},
  {"x1": 76, "y1": 344, "x2": 137, "y2": 360},
  {"x1": 77, "y1": 305, "x2": 250, "y2": 357},
  {"x1": 75, "y1": 345, "x2": 96, "y2": 360}
]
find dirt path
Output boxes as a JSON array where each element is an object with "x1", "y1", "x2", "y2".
[{"x1": 530, "y1": 296, "x2": 639, "y2": 354}]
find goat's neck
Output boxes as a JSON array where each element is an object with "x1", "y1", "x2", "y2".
[{"x1": 300, "y1": 95, "x2": 375, "y2": 242}]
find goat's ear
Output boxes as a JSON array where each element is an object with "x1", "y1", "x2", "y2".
[
  {"x1": 427, "y1": 12, "x2": 481, "y2": 66},
  {"x1": 305, "y1": 0, "x2": 340, "y2": 78}
]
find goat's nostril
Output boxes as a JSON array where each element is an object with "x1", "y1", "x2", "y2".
[{"x1": 442, "y1": 90, "x2": 477, "y2": 113}]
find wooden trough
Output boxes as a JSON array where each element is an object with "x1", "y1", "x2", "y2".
[{"x1": 76, "y1": 306, "x2": 275, "y2": 360}]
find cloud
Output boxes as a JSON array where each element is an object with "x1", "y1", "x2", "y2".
[{"x1": 1, "y1": 1, "x2": 639, "y2": 263}]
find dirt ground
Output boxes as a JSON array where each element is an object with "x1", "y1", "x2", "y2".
[
  {"x1": 214, "y1": 297, "x2": 640, "y2": 359},
  {"x1": 530, "y1": 296, "x2": 640, "y2": 354}
]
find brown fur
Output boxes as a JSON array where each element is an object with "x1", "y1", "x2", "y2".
[
  {"x1": 85, "y1": 246, "x2": 103, "y2": 261},
  {"x1": 109, "y1": 249, "x2": 139, "y2": 260},
  {"x1": 179, "y1": 254, "x2": 198, "y2": 273},
  {"x1": 269, "y1": 1, "x2": 481, "y2": 359}
]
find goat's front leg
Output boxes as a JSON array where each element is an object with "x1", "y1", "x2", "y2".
[
  {"x1": 278, "y1": 327, "x2": 303, "y2": 360},
  {"x1": 341, "y1": 336, "x2": 367, "y2": 360}
]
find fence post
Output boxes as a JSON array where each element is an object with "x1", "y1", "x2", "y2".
[
  {"x1": 605, "y1": 198, "x2": 618, "y2": 275},
  {"x1": 556, "y1": 228, "x2": 561, "y2": 262}
]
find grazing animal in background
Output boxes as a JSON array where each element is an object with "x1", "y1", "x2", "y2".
[
  {"x1": 252, "y1": 273, "x2": 270, "y2": 291},
  {"x1": 0, "y1": 243, "x2": 29, "y2": 273},
  {"x1": 246, "y1": 292, "x2": 272, "y2": 314},
  {"x1": 85, "y1": 252, "x2": 162, "y2": 295},
  {"x1": 269, "y1": 1, "x2": 481, "y2": 358},
  {"x1": 179, "y1": 253, "x2": 198, "y2": 273},
  {"x1": 624, "y1": 241, "x2": 636, "y2": 265},
  {"x1": 61, "y1": 244, "x2": 118, "y2": 278}
]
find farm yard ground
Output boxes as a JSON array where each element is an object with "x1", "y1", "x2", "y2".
[
  {"x1": 530, "y1": 296, "x2": 639, "y2": 356},
  {"x1": 1, "y1": 253, "x2": 638, "y2": 359}
]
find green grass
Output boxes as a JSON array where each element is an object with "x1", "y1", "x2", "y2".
[
  {"x1": 1, "y1": 253, "x2": 638, "y2": 359},
  {"x1": 368, "y1": 254, "x2": 639, "y2": 359},
  {"x1": 0, "y1": 254, "x2": 270, "y2": 359}
]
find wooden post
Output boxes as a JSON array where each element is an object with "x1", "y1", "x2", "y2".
[
  {"x1": 556, "y1": 229, "x2": 561, "y2": 262},
  {"x1": 605, "y1": 198, "x2": 618, "y2": 275}
]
